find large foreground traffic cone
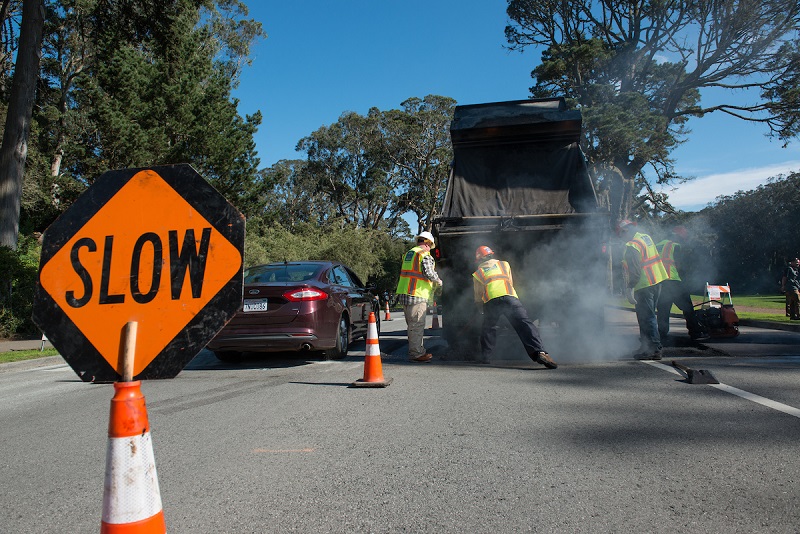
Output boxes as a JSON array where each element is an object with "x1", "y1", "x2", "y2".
[
  {"x1": 384, "y1": 300, "x2": 392, "y2": 321},
  {"x1": 431, "y1": 302, "x2": 440, "y2": 330},
  {"x1": 101, "y1": 380, "x2": 166, "y2": 533},
  {"x1": 351, "y1": 312, "x2": 392, "y2": 387}
]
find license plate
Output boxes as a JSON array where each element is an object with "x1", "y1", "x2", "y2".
[{"x1": 243, "y1": 298, "x2": 269, "y2": 312}]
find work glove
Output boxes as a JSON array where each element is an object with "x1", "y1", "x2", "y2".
[{"x1": 625, "y1": 287, "x2": 637, "y2": 305}]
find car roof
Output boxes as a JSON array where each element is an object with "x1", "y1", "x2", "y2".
[{"x1": 254, "y1": 260, "x2": 336, "y2": 268}]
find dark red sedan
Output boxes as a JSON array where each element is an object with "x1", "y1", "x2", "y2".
[{"x1": 207, "y1": 261, "x2": 380, "y2": 361}]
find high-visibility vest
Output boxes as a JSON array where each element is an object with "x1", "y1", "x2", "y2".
[
  {"x1": 623, "y1": 232, "x2": 668, "y2": 291},
  {"x1": 396, "y1": 246, "x2": 434, "y2": 300},
  {"x1": 656, "y1": 239, "x2": 681, "y2": 281},
  {"x1": 472, "y1": 259, "x2": 518, "y2": 303}
]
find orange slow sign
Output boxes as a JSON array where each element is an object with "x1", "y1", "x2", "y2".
[{"x1": 33, "y1": 165, "x2": 245, "y2": 382}]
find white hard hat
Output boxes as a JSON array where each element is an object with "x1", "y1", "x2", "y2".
[{"x1": 416, "y1": 231, "x2": 435, "y2": 248}]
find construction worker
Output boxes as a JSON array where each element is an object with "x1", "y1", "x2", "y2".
[
  {"x1": 656, "y1": 226, "x2": 709, "y2": 341},
  {"x1": 472, "y1": 246, "x2": 557, "y2": 368},
  {"x1": 396, "y1": 231, "x2": 442, "y2": 362},
  {"x1": 781, "y1": 257, "x2": 800, "y2": 320},
  {"x1": 617, "y1": 220, "x2": 669, "y2": 360}
]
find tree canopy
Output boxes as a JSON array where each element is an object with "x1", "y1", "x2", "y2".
[
  {"x1": 694, "y1": 172, "x2": 800, "y2": 292},
  {"x1": 0, "y1": 0, "x2": 266, "y2": 245},
  {"x1": 296, "y1": 94, "x2": 455, "y2": 234},
  {"x1": 505, "y1": 0, "x2": 800, "y2": 221}
]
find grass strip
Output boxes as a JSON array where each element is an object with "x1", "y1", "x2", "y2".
[{"x1": 0, "y1": 348, "x2": 60, "y2": 364}]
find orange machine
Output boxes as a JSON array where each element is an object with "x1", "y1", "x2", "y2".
[{"x1": 695, "y1": 283, "x2": 739, "y2": 338}]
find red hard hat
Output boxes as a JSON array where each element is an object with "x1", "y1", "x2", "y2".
[
  {"x1": 672, "y1": 226, "x2": 689, "y2": 239},
  {"x1": 475, "y1": 246, "x2": 494, "y2": 261},
  {"x1": 615, "y1": 219, "x2": 636, "y2": 236}
]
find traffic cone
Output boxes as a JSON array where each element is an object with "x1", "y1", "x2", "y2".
[
  {"x1": 431, "y1": 302, "x2": 440, "y2": 330},
  {"x1": 351, "y1": 312, "x2": 392, "y2": 387},
  {"x1": 384, "y1": 300, "x2": 392, "y2": 321},
  {"x1": 101, "y1": 381, "x2": 166, "y2": 533}
]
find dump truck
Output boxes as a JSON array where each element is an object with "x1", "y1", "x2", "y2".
[{"x1": 432, "y1": 98, "x2": 610, "y2": 361}]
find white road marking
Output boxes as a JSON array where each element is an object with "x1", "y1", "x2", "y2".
[
  {"x1": 709, "y1": 383, "x2": 800, "y2": 418},
  {"x1": 641, "y1": 360, "x2": 800, "y2": 419}
]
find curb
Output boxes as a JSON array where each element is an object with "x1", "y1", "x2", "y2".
[
  {"x1": 0, "y1": 355, "x2": 65, "y2": 374},
  {"x1": 738, "y1": 319, "x2": 800, "y2": 333},
  {"x1": 610, "y1": 304, "x2": 800, "y2": 333}
]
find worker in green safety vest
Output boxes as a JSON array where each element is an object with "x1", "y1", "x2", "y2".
[
  {"x1": 472, "y1": 245, "x2": 557, "y2": 369},
  {"x1": 617, "y1": 220, "x2": 669, "y2": 360},
  {"x1": 656, "y1": 226, "x2": 709, "y2": 342},
  {"x1": 395, "y1": 231, "x2": 442, "y2": 362}
]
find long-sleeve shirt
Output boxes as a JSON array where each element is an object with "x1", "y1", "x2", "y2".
[{"x1": 623, "y1": 245, "x2": 642, "y2": 290}]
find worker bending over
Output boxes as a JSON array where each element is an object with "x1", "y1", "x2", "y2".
[
  {"x1": 472, "y1": 246, "x2": 557, "y2": 369},
  {"x1": 656, "y1": 226, "x2": 708, "y2": 341},
  {"x1": 617, "y1": 220, "x2": 669, "y2": 360}
]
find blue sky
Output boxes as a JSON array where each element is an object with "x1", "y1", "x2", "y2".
[{"x1": 233, "y1": 1, "x2": 799, "y2": 213}]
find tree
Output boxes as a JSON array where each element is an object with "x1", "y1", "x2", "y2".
[
  {"x1": 505, "y1": 0, "x2": 800, "y2": 221},
  {"x1": 0, "y1": 1, "x2": 24, "y2": 101},
  {"x1": 0, "y1": 0, "x2": 44, "y2": 249},
  {"x1": 299, "y1": 109, "x2": 403, "y2": 230},
  {"x1": 40, "y1": 0, "x2": 92, "y2": 179},
  {"x1": 763, "y1": 39, "x2": 800, "y2": 143},
  {"x1": 76, "y1": 0, "x2": 265, "y2": 211},
  {"x1": 689, "y1": 172, "x2": 800, "y2": 291},
  {"x1": 257, "y1": 159, "x2": 335, "y2": 228},
  {"x1": 380, "y1": 95, "x2": 455, "y2": 234}
]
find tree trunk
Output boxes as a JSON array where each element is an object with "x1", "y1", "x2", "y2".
[
  {"x1": 594, "y1": 165, "x2": 634, "y2": 223},
  {"x1": 0, "y1": 0, "x2": 44, "y2": 249}
]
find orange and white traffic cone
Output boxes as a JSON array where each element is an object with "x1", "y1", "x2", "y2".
[
  {"x1": 101, "y1": 381, "x2": 166, "y2": 533},
  {"x1": 351, "y1": 312, "x2": 392, "y2": 388},
  {"x1": 431, "y1": 302, "x2": 440, "y2": 330},
  {"x1": 384, "y1": 300, "x2": 392, "y2": 321}
]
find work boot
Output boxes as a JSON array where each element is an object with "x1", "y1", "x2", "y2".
[
  {"x1": 690, "y1": 330, "x2": 710, "y2": 341},
  {"x1": 410, "y1": 353, "x2": 432, "y2": 362},
  {"x1": 634, "y1": 350, "x2": 662, "y2": 361},
  {"x1": 533, "y1": 351, "x2": 558, "y2": 369}
]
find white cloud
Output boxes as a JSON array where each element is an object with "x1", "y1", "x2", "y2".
[{"x1": 659, "y1": 160, "x2": 800, "y2": 210}]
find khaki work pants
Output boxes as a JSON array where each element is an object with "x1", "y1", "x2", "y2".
[{"x1": 403, "y1": 300, "x2": 428, "y2": 359}]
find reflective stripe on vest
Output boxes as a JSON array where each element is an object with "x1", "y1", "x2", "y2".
[
  {"x1": 472, "y1": 260, "x2": 518, "y2": 303},
  {"x1": 657, "y1": 240, "x2": 681, "y2": 281},
  {"x1": 396, "y1": 246, "x2": 434, "y2": 300},
  {"x1": 623, "y1": 233, "x2": 669, "y2": 291}
]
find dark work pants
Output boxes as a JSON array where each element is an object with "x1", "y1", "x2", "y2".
[
  {"x1": 480, "y1": 296, "x2": 545, "y2": 360},
  {"x1": 634, "y1": 284, "x2": 662, "y2": 352},
  {"x1": 787, "y1": 290, "x2": 800, "y2": 320},
  {"x1": 657, "y1": 279, "x2": 705, "y2": 338}
]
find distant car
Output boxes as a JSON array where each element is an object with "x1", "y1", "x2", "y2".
[{"x1": 207, "y1": 261, "x2": 380, "y2": 361}]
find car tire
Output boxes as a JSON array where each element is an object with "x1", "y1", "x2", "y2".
[
  {"x1": 324, "y1": 315, "x2": 350, "y2": 360},
  {"x1": 214, "y1": 350, "x2": 243, "y2": 363}
]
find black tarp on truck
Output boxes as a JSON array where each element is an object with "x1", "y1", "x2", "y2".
[{"x1": 433, "y1": 98, "x2": 610, "y2": 361}]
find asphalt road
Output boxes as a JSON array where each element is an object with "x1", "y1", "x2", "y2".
[{"x1": 1, "y1": 308, "x2": 799, "y2": 533}]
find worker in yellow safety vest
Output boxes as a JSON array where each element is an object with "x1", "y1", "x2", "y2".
[
  {"x1": 656, "y1": 226, "x2": 709, "y2": 342},
  {"x1": 617, "y1": 220, "x2": 669, "y2": 360},
  {"x1": 472, "y1": 245, "x2": 557, "y2": 368},
  {"x1": 395, "y1": 231, "x2": 442, "y2": 362}
]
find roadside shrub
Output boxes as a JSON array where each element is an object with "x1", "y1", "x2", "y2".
[
  {"x1": 244, "y1": 220, "x2": 406, "y2": 287},
  {"x1": 0, "y1": 236, "x2": 41, "y2": 338}
]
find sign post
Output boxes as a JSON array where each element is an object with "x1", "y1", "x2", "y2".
[{"x1": 33, "y1": 164, "x2": 245, "y2": 381}]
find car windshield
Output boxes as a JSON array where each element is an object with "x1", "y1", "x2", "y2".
[{"x1": 244, "y1": 264, "x2": 321, "y2": 283}]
